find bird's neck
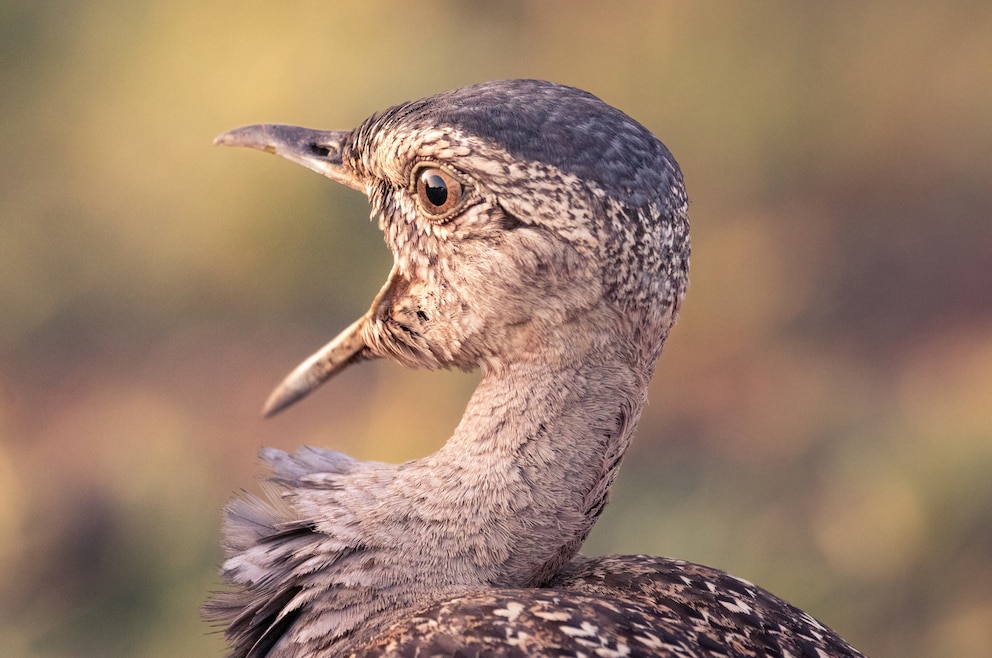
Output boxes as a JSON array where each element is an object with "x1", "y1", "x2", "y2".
[
  {"x1": 249, "y1": 318, "x2": 660, "y2": 651},
  {"x1": 417, "y1": 321, "x2": 651, "y2": 587}
]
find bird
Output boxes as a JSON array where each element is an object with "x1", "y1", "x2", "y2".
[{"x1": 205, "y1": 79, "x2": 865, "y2": 658}]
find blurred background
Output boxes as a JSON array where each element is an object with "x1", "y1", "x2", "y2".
[{"x1": 2, "y1": 2, "x2": 990, "y2": 656}]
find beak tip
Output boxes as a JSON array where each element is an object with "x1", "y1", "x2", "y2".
[
  {"x1": 213, "y1": 126, "x2": 250, "y2": 147},
  {"x1": 213, "y1": 124, "x2": 277, "y2": 151},
  {"x1": 261, "y1": 387, "x2": 299, "y2": 418}
]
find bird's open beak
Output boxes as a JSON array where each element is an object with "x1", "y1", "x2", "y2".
[{"x1": 215, "y1": 123, "x2": 386, "y2": 416}]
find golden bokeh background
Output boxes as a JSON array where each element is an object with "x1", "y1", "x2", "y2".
[{"x1": 2, "y1": 2, "x2": 991, "y2": 656}]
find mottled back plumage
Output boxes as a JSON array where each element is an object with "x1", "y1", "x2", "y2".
[{"x1": 206, "y1": 80, "x2": 864, "y2": 658}]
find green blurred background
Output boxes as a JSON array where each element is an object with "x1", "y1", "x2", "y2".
[{"x1": 2, "y1": 2, "x2": 991, "y2": 656}]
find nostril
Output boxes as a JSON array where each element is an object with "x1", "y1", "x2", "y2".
[{"x1": 308, "y1": 143, "x2": 331, "y2": 157}]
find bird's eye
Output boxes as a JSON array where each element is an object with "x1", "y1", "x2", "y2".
[{"x1": 414, "y1": 165, "x2": 465, "y2": 221}]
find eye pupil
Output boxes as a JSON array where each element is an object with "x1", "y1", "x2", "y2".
[{"x1": 423, "y1": 174, "x2": 448, "y2": 207}]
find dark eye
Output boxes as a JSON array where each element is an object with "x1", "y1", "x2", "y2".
[{"x1": 414, "y1": 166, "x2": 465, "y2": 220}]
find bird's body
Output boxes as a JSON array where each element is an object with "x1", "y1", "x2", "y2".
[
  {"x1": 346, "y1": 555, "x2": 860, "y2": 658},
  {"x1": 207, "y1": 80, "x2": 864, "y2": 658}
]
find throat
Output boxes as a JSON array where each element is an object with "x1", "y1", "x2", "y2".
[{"x1": 422, "y1": 342, "x2": 648, "y2": 586}]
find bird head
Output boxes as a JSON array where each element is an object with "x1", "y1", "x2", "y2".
[{"x1": 216, "y1": 80, "x2": 689, "y2": 416}]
